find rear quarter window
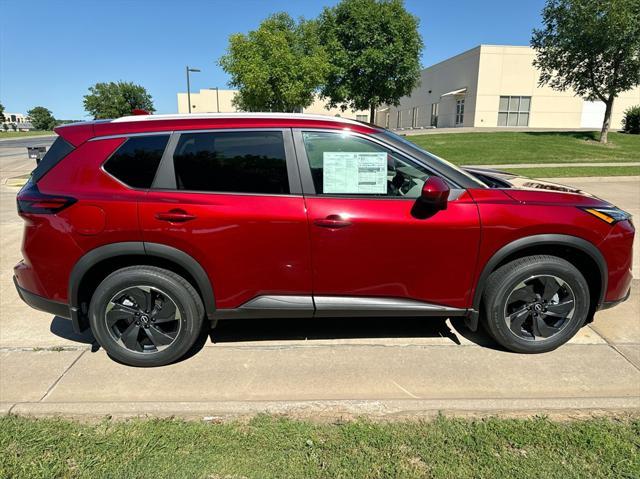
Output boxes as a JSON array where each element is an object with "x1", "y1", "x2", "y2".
[
  {"x1": 104, "y1": 135, "x2": 169, "y2": 188},
  {"x1": 31, "y1": 137, "x2": 75, "y2": 182}
]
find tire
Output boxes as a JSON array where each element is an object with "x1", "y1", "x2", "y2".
[
  {"x1": 89, "y1": 266, "x2": 205, "y2": 367},
  {"x1": 482, "y1": 255, "x2": 590, "y2": 353}
]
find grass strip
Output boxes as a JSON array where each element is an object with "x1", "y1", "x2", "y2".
[
  {"x1": 0, "y1": 131, "x2": 55, "y2": 139},
  {"x1": 500, "y1": 165, "x2": 640, "y2": 178},
  {"x1": 1, "y1": 415, "x2": 639, "y2": 478},
  {"x1": 408, "y1": 131, "x2": 640, "y2": 165}
]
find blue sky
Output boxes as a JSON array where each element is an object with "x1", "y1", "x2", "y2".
[{"x1": 0, "y1": 0, "x2": 545, "y2": 119}]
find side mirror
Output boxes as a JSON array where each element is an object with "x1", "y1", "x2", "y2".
[{"x1": 420, "y1": 176, "x2": 450, "y2": 210}]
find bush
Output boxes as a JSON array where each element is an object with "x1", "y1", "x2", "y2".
[{"x1": 621, "y1": 105, "x2": 640, "y2": 134}]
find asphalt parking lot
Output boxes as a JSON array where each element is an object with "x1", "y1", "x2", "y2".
[{"x1": 0, "y1": 137, "x2": 638, "y2": 419}]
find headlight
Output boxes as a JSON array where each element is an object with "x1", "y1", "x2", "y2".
[{"x1": 582, "y1": 207, "x2": 632, "y2": 224}]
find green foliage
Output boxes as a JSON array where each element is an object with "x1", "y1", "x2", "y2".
[
  {"x1": 27, "y1": 106, "x2": 57, "y2": 131},
  {"x1": 83, "y1": 81, "x2": 155, "y2": 119},
  {"x1": 219, "y1": 13, "x2": 329, "y2": 112},
  {"x1": 0, "y1": 102, "x2": 5, "y2": 123},
  {"x1": 622, "y1": 105, "x2": 640, "y2": 134},
  {"x1": 318, "y1": 0, "x2": 423, "y2": 121},
  {"x1": 531, "y1": 0, "x2": 640, "y2": 142}
]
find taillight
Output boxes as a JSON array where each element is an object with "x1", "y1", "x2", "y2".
[{"x1": 17, "y1": 179, "x2": 76, "y2": 215}]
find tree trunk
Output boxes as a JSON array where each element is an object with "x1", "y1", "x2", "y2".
[
  {"x1": 600, "y1": 96, "x2": 615, "y2": 144},
  {"x1": 369, "y1": 104, "x2": 376, "y2": 124}
]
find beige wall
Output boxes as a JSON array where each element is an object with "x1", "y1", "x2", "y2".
[
  {"x1": 177, "y1": 89, "x2": 369, "y2": 120},
  {"x1": 376, "y1": 44, "x2": 640, "y2": 130},
  {"x1": 177, "y1": 89, "x2": 238, "y2": 114},
  {"x1": 375, "y1": 46, "x2": 482, "y2": 129},
  {"x1": 476, "y1": 45, "x2": 640, "y2": 129}
]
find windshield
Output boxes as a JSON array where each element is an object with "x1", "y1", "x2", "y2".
[{"x1": 379, "y1": 130, "x2": 488, "y2": 188}]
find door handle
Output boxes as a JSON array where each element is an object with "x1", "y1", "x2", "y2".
[
  {"x1": 155, "y1": 209, "x2": 196, "y2": 223},
  {"x1": 313, "y1": 215, "x2": 352, "y2": 229}
]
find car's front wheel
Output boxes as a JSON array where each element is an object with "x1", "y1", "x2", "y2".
[
  {"x1": 482, "y1": 255, "x2": 590, "y2": 353},
  {"x1": 89, "y1": 266, "x2": 205, "y2": 367}
]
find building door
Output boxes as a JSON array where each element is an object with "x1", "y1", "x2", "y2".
[
  {"x1": 455, "y1": 99, "x2": 465, "y2": 126},
  {"x1": 430, "y1": 103, "x2": 439, "y2": 127}
]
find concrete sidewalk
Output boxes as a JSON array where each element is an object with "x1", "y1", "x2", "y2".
[{"x1": 1, "y1": 296, "x2": 638, "y2": 419}]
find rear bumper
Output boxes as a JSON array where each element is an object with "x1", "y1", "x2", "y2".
[{"x1": 13, "y1": 276, "x2": 70, "y2": 319}]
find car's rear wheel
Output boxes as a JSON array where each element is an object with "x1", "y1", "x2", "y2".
[
  {"x1": 89, "y1": 266, "x2": 204, "y2": 367},
  {"x1": 482, "y1": 255, "x2": 590, "y2": 353}
]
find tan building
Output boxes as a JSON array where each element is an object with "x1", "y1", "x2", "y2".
[
  {"x1": 376, "y1": 45, "x2": 640, "y2": 130},
  {"x1": 177, "y1": 88, "x2": 369, "y2": 121}
]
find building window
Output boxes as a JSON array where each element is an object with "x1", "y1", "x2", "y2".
[
  {"x1": 498, "y1": 96, "x2": 531, "y2": 126},
  {"x1": 356, "y1": 114, "x2": 368, "y2": 123},
  {"x1": 385, "y1": 112, "x2": 390, "y2": 129},
  {"x1": 430, "y1": 103, "x2": 439, "y2": 127},
  {"x1": 411, "y1": 107, "x2": 419, "y2": 128},
  {"x1": 455, "y1": 99, "x2": 465, "y2": 126},
  {"x1": 397, "y1": 110, "x2": 402, "y2": 128}
]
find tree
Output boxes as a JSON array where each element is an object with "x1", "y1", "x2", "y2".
[
  {"x1": 219, "y1": 13, "x2": 329, "y2": 112},
  {"x1": 27, "y1": 106, "x2": 57, "y2": 130},
  {"x1": 532, "y1": 0, "x2": 640, "y2": 144},
  {"x1": 83, "y1": 81, "x2": 155, "y2": 119},
  {"x1": 0, "y1": 103, "x2": 5, "y2": 124},
  {"x1": 318, "y1": 0, "x2": 423, "y2": 123}
]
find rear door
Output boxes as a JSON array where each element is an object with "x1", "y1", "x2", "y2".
[
  {"x1": 140, "y1": 129, "x2": 312, "y2": 312},
  {"x1": 293, "y1": 129, "x2": 481, "y2": 313}
]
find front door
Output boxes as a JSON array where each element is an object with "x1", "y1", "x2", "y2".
[
  {"x1": 294, "y1": 129, "x2": 480, "y2": 312},
  {"x1": 140, "y1": 129, "x2": 312, "y2": 312}
]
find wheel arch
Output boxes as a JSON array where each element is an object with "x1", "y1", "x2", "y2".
[
  {"x1": 467, "y1": 234, "x2": 607, "y2": 331},
  {"x1": 68, "y1": 242, "x2": 215, "y2": 333}
]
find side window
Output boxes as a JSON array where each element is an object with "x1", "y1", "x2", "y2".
[
  {"x1": 173, "y1": 131, "x2": 289, "y2": 194},
  {"x1": 301, "y1": 131, "x2": 430, "y2": 198},
  {"x1": 104, "y1": 135, "x2": 169, "y2": 188}
]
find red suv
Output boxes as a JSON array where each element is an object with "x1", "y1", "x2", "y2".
[{"x1": 14, "y1": 114, "x2": 634, "y2": 366}]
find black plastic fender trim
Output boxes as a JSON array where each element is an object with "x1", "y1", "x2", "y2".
[
  {"x1": 68, "y1": 242, "x2": 216, "y2": 333},
  {"x1": 468, "y1": 234, "x2": 607, "y2": 331}
]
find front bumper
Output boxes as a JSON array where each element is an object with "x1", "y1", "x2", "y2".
[
  {"x1": 13, "y1": 276, "x2": 70, "y2": 319},
  {"x1": 599, "y1": 287, "x2": 632, "y2": 311}
]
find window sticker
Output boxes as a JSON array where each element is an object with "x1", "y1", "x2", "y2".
[{"x1": 322, "y1": 152, "x2": 387, "y2": 194}]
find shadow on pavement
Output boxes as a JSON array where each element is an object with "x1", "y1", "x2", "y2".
[
  {"x1": 49, "y1": 314, "x2": 504, "y2": 366},
  {"x1": 50, "y1": 316, "x2": 100, "y2": 351},
  {"x1": 209, "y1": 316, "x2": 499, "y2": 349}
]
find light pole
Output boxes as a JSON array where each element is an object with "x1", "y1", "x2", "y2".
[{"x1": 185, "y1": 66, "x2": 201, "y2": 113}]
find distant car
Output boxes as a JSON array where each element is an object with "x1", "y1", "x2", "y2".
[{"x1": 14, "y1": 114, "x2": 634, "y2": 366}]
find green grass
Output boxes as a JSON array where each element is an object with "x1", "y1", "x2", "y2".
[
  {"x1": 2, "y1": 415, "x2": 639, "y2": 478},
  {"x1": 501, "y1": 165, "x2": 640, "y2": 178},
  {"x1": 408, "y1": 131, "x2": 640, "y2": 165},
  {"x1": 0, "y1": 130, "x2": 55, "y2": 138}
]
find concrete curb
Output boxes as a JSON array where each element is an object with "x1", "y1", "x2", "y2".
[{"x1": 3, "y1": 397, "x2": 639, "y2": 421}]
